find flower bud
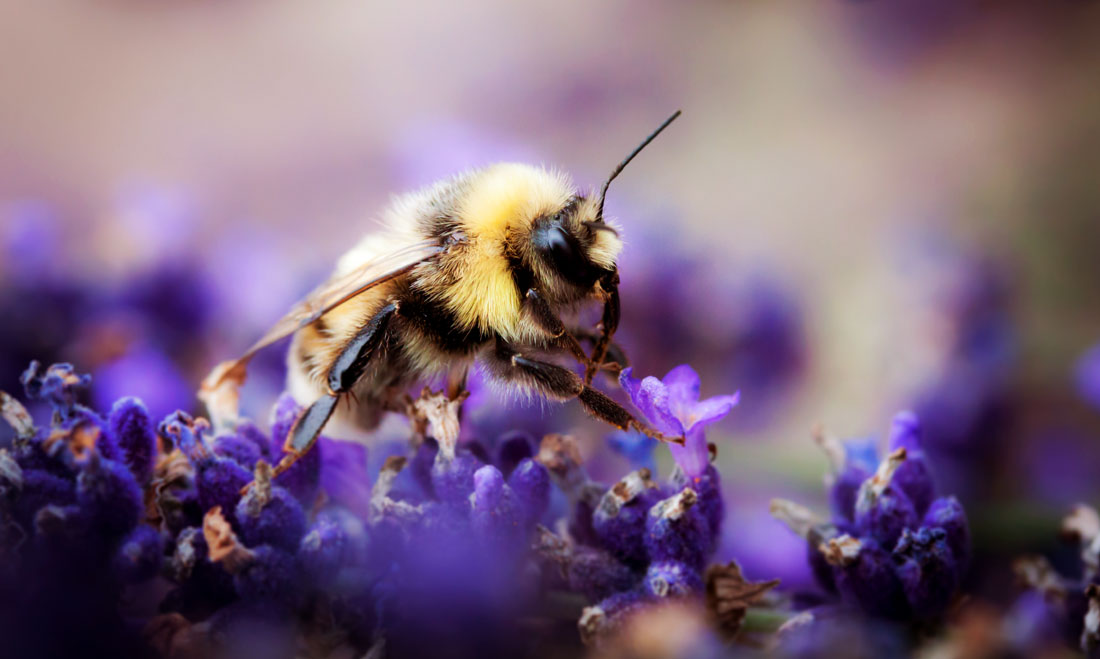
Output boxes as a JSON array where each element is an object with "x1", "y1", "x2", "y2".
[
  {"x1": 887, "y1": 412, "x2": 935, "y2": 516},
  {"x1": 593, "y1": 468, "x2": 661, "y2": 566},
  {"x1": 854, "y1": 449, "x2": 918, "y2": 549},
  {"x1": 431, "y1": 450, "x2": 481, "y2": 505},
  {"x1": 892, "y1": 526, "x2": 958, "y2": 619},
  {"x1": 533, "y1": 525, "x2": 637, "y2": 601},
  {"x1": 495, "y1": 430, "x2": 536, "y2": 479},
  {"x1": 108, "y1": 397, "x2": 156, "y2": 484},
  {"x1": 233, "y1": 545, "x2": 300, "y2": 603},
  {"x1": 922, "y1": 496, "x2": 970, "y2": 578},
  {"x1": 671, "y1": 464, "x2": 723, "y2": 547},
  {"x1": 579, "y1": 590, "x2": 647, "y2": 647},
  {"x1": 76, "y1": 453, "x2": 143, "y2": 541},
  {"x1": 507, "y1": 458, "x2": 550, "y2": 527},
  {"x1": 644, "y1": 561, "x2": 703, "y2": 598},
  {"x1": 235, "y1": 462, "x2": 307, "y2": 552},
  {"x1": 821, "y1": 534, "x2": 909, "y2": 619},
  {"x1": 299, "y1": 515, "x2": 351, "y2": 586},
  {"x1": 113, "y1": 524, "x2": 163, "y2": 583},
  {"x1": 645, "y1": 488, "x2": 709, "y2": 570},
  {"x1": 470, "y1": 465, "x2": 523, "y2": 545}
]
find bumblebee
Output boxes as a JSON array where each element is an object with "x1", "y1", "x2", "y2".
[{"x1": 203, "y1": 112, "x2": 681, "y2": 476}]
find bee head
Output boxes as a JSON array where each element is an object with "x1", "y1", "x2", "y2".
[{"x1": 530, "y1": 196, "x2": 621, "y2": 294}]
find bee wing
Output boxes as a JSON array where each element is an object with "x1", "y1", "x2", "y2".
[{"x1": 201, "y1": 238, "x2": 442, "y2": 394}]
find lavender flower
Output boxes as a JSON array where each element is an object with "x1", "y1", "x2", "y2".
[
  {"x1": 773, "y1": 411, "x2": 971, "y2": 630},
  {"x1": 1008, "y1": 504, "x2": 1100, "y2": 656},
  {"x1": 619, "y1": 364, "x2": 739, "y2": 478},
  {"x1": 1, "y1": 360, "x2": 760, "y2": 655}
]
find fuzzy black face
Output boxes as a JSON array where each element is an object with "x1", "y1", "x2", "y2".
[{"x1": 530, "y1": 197, "x2": 615, "y2": 294}]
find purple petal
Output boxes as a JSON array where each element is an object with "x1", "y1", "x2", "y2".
[
  {"x1": 641, "y1": 376, "x2": 684, "y2": 435},
  {"x1": 668, "y1": 426, "x2": 709, "y2": 478},
  {"x1": 661, "y1": 365, "x2": 701, "y2": 422},
  {"x1": 888, "y1": 410, "x2": 923, "y2": 453},
  {"x1": 619, "y1": 367, "x2": 642, "y2": 405},
  {"x1": 683, "y1": 391, "x2": 740, "y2": 432},
  {"x1": 619, "y1": 368, "x2": 682, "y2": 435}
]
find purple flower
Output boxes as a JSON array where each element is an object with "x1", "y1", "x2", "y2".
[
  {"x1": 774, "y1": 412, "x2": 970, "y2": 626},
  {"x1": 892, "y1": 526, "x2": 958, "y2": 620},
  {"x1": 1076, "y1": 343, "x2": 1100, "y2": 412},
  {"x1": 619, "y1": 365, "x2": 739, "y2": 478},
  {"x1": 107, "y1": 397, "x2": 157, "y2": 485},
  {"x1": 112, "y1": 524, "x2": 164, "y2": 583}
]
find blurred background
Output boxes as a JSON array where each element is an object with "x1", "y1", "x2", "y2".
[{"x1": 1, "y1": 0, "x2": 1098, "y2": 604}]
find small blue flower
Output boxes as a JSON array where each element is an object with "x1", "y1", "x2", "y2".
[
  {"x1": 606, "y1": 430, "x2": 658, "y2": 473},
  {"x1": 619, "y1": 365, "x2": 739, "y2": 478}
]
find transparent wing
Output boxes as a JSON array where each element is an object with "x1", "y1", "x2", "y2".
[{"x1": 202, "y1": 238, "x2": 442, "y2": 393}]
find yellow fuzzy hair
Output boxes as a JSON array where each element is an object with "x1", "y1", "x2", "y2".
[{"x1": 445, "y1": 164, "x2": 573, "y2": 341}]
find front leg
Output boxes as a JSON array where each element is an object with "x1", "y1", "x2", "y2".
[
  {"x1": 569, "y1": 325, "x2": 629, "y2": 375},
  {"x1": 485, "y1": 339, "x2": 680, "y2": 445},
  {"x1": 585, "y1": 272, "x2": 620, "y2": 385},
  {"x1": 523, "y1": 288, "x2": 592, "y2": 367}
]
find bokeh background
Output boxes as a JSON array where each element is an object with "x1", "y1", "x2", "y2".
[{"x1": 2, "y1": 0, "x2": 1099, "y2": 606}]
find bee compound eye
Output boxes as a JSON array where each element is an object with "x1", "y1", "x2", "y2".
[
  {"x1": 546, "y1": 226, "x2": 578, "y2": 264},
  {"x1": 541, "y1": 225, "x2": 599, "y2": 285}
]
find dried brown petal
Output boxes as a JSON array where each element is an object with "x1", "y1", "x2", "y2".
[
  {"x1": 242, "y1": 460, "x2": 274, "y2": 517},
  {"x1": 149, "y1": 448, "x2": 194, "y2": 528},
  {"x1": 536, "y1": 433, "x2": 583, "y2": 476},
  {"x1": 0, "y1": 391, "x2": 35, "y2": 441},
  {"x1": 1082, "y1": 584, "x2": 1099, "y2": 655},
  {"x1": 198, "y1": 360, "x2": 247, "y2": 434},
  {"x1": 411, "y1": 387, "x2": 466, "y2": 458},
  {"x1": 1062, "y1": 504, "x2": 1100, "y2": 544},
  {"x1": 368, "y1": 456, "x2": 422, "y2": 525},
  {"x1": 769, "y1": 498, "x2": 822, "y2": 540},
  {"x1": 811, "y1": 423, "x2": 845, "y2": 475},
  {"x1": 43, "y1": 421, "x2": 100, "y2": 461},
  {"x1": 704, "y1": 560, "x2": 780, "y2": 641},
  {"x1": 820, "y1": 534, "x2": 862, "y2": 567},
  {"x1": 599, "y1": 469, "x2": 657, "y2": 517},
  {"x1": 1012, "y1": 555, "x2": 1065, "y2": 599},
  {"x1": 856, "y1": 447, "x2": 906, "y2": 510},
  {"x1": 202, "y1": 507, "x2": 254, "y2": 573}
]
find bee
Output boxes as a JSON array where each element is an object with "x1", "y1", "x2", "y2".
[{"x1": 202, "y1": 112, "x2": 682, "y2": 476}]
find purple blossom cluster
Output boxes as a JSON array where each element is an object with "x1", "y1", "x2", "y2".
[
  {"x1": 1007, "y1": 503, "x2": 1100, "y2": 657},
  {"x1": 771, "y1": 411, "x2": 972, "y2": 649},
  {"x1": 0, "y1": 361, "x2": 765, "y2": 658}
]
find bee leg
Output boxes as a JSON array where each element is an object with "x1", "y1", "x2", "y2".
[
  {"x1": 273, "y1": 393, "x2": 340, "y2": 477},
  {"x1": 585, "y1": 273, "x2": 620, "y2": 385},
  {"x1": 272, "y1": 302, "x2": 399, "y2": 479},
  {"x1": 524, "y1": 288, "x2": 592, "y2": 368},
  {"x1": 326, "y1": 302, "x2": 399, "y2": 394},
  {"x1": 570, "y1": 326, "x2": 630, "y2": 372},
  {"x1": 490, "y1": 340, "x2": 680, "y2": 445}
]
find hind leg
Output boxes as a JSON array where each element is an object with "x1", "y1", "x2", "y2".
[{"x1": 272, "y1": 302, "x2": 399, "y2": 478}]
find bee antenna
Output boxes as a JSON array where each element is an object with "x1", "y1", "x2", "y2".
[{"x1": 596, "y1": 110, "x2": 681, "y2": 222}]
